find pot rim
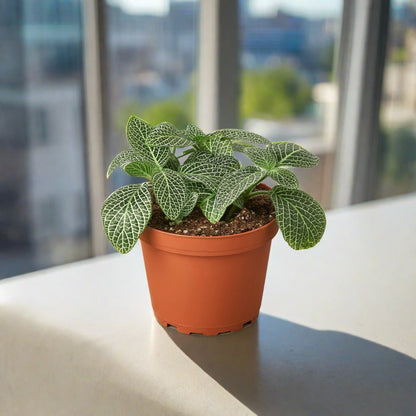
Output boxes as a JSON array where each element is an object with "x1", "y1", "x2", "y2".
[{"x1": 144, "y1": 217, "x2": 277, "y2": 241}]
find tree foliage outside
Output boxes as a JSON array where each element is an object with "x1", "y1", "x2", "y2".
[
  {"x1": 115, "y1": 65, "x2": 313, "y2": 138},
  {"x1": 240, "y1": 65, "x2": 313, "y2": 121},
  {"x1": 141, "y1": 99, "x2": 191, "y2": 129}
]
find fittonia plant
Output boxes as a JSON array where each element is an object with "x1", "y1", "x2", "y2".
[{"x1": 102, "y1": 116, "x2": 326, "y2": 253}]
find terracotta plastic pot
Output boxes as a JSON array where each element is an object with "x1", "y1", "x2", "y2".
[{"x1": 139, "y1": 189, "x2": 278, "y2": 336}]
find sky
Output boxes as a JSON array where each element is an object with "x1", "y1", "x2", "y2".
[{"x1": 108, "y1": 0, "x2": 343, "y2": 18}]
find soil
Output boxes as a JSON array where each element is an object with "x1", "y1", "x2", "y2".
[{"x1": 148, "y1": 191, "x2": 275, "y2": 237}]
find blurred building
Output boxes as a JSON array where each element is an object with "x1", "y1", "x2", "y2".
[{"x1": 0, "y1": 0, "x2": 89, "y2": 275}]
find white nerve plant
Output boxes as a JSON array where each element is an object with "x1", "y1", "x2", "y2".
[{"x1": 102, "y1": 116, "x2": 326, "y2": 254}]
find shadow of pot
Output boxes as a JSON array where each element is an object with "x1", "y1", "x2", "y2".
[{"x1": 165, "y1": 313, "x2": 416, "y2": 415}]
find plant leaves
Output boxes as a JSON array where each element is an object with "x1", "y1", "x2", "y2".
[
  {"x1": 152, "y1": 169, "x2": 188, "y2": 221},
  {"x1": 107, "y1": 150, "x2": 144, "y2": 178},
  {"x1": 244, "y1": 147, "x2": 276, "y2": 170},
  {"x1": 214, "y1": 129, "x2": 271, "y2": 145},
  {"x1": 126, "y1": 116, "x2": 170, "y2": 166},
  {"x1": 101, "y1": 183, "x2": 152, "y2": 254},
  {"x1": 270, "y1": 187, "x2": 326, "y2": 250},
  {"x1": 165, "y1": 155, "x2": 181, "y2": 171},
  {"x1": 147, "y1": 122, "x2": 193, "y2": 147},
  {"x1": 181, "y1": 160, "x2": 227, "y2": 191},
  {"x1": 209, "y1": 166, "x2": 264, "y2": 223},
  {"x1": 124, "y1": 161, "x2": 158, "y2": 179},
  {"x1": 183, "y1": 123, "x2": 204, "y2": 140},
  {"x1": 232, "y1": 142, "x2": 251, "y2": 152},
  {"x1": 126, "y1": 116, "x2": 152, "y2": 150},
  {"x1": 211, "y1": 155, "x2": 241, "y2": 171},
  {"x1": 205, "y1": 134, "x2": 234, "y2": 156},
  {"x1": 268, "y1": 142, "x2": 319, "y2": 168},
  {"x1": 269, "y1": 168, "x2": 299, "y2": 189},
  {"x1": 199, "y1": 194, "x2": 217, "y2": 224},
  {"x1": 185, "y1": 181, "x2": 212, "y2": 204},
  {"x1": 181, "y1": 151, "x2": 231, "y2": 191},
  {"x1": 184, "y1": 150, "x2": 213, "y2": 165},
  {"x1": 178, "y1": 192, "x2": 198, "y2": 220},
  {"x1": 233, "y1": 194, "x2": 245, "y2": 209}
]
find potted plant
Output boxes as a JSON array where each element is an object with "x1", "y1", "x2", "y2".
[{"x1": 102, "y1": 116, "x2": 326, "y2": 335}]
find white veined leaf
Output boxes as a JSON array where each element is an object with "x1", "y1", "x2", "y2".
[
  {"x1": 107, "y1": 150, "x2": 144, "y2": 178},
  {"x1": 232, "y1": 142, "x2": 251, "y2": 152},
  {"x1": 183, "y1": 150, "x2": 214, "y2": 165},
  {"x1": 124, "y1": 161, "x2": 158, "y2": 180},
  {"x1": 147, "y1": 122, "x2": 194, "y2": 147},
  {"x1": 152, "y1": 169, "x2": 188, "y2": 221},
  {"x1": 178, "y1": 192, "x2": 198, "y2": 220},
  {"x1": 126, "y1": 116, "x2": 169, "y2": 167},
  {"x1": 244, "y1": 147, "x2": 276, "y2": 170},
  {"x1": 101, "y1": 183, "x2": 152, "y2": 254},
  {"x1": 164, "y1": 155, "x2": 181, "y2": 171},
  {"x1": 205, "y1": 134, "x2": 234, "y2": 156},
  {"x1": 213, "y1": 129, "x2": 271, "y2": 145},
  {"x1": 183, "y1": 124, "x2": 204, "y2": 140},
  {"x1": 126, "y1": 115, "x2": 152, "y2": 151},
  {"x1": 181, "y1": 159, "x2": 229, "y2": 191},
  {"x1": 199, "y1": 194, "x2": 217, "y2": 224},
  {"x1": 185, "y1": 181, "x2": 212, "y2": 204},
  {"x1": 209, "y1": 166, "x2": 264, "y2": 223},
  {"x1": 268, "y1": 142, "x2": 319, "y2": 168},
  {"x1": 211, "y1": 155, "x2": 241, "y2": 171},
  {"x1": 269, "y1": 168, "x2": 299, "y2": 189},
  {"x1": 270, "y1": 187, "x2": 326, "y2": 250}
]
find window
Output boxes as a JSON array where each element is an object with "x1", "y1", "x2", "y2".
[
  {"x1": 376, "y1": 0, "x2": 416, "y2": 199},
  {"x1": 105, "y1": 0, "x2": 199, "y2": 190},
  {"x1": 239, "y1": 0, "x2": 343, "y2": 207},
  {"x1": 0, "y1": 0, "x2": 91, "y2": 278}
]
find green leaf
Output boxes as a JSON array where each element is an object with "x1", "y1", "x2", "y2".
[
  {"x1": 205, "y1": 134, "x2": 234, "y2": 156},
  {"x1": 233, "y1": 194, "x2": 245, "y2": 209},
  {"x1": 126, "y1": 115, "x2": 170, "y2": 167},
  {"x1": 101, "y1": 183, "x2": 152, "y2": 254},
  {"x1": 269, "y1": 187, "x2": 326, "y2": 250},
  {"x1": 199, "y1": 194, "x2": 217, "y2": 223},
  {"x1": 107, "y1": 150, "x2": 144, "y2": 178},
  {"x1": 152, "y1": 169, "x2": 188, "y2": 221},
  {"x1": 209, "y1": 166, "x2": 264, "y2": 223},
  {"x1": 268, "y1": 142, "x2": 319, "y2": 168},
  {"x1": 124, "y1": 161, "x2": 157, "y2": 180},
  {"x1": 183, "y1": 124, "x2": 204, "y2": 140},
  {"x1": 244, "y1": 147, "x2": 276, "y2": 170},
  {"x1": 185, "y1": 181, "x2": 212, "y2": 204},
  {"x1": 184, "y1": 150, "x2": 213, "y2": 165},
  {"x1": 147, "y1": 122, "x2": 193, "y2": 147},
  {"x1": 181, "y1": 159, "x2": 227, "y2": 191},
  {"x1": 214, "y1": 129, "x2": 271, "y2": 145},
  {"x1": 126, "y1": 115, "x2": 153, "y2": 150},
  {"x1": 211, "y1": 155, "x2": 241, "y2": 171},
  {"x1": 165, "y1": 155, "x2": 181, "y2": 171},
  {"x1": 178, "y1": 192, "x2": 198, "y2": 220},
  {"x1": 232, "y1": 142, "x2": 251, "y2": 152},
  {"x1": 269, "y1": 168, "x2": 299, "y2": 189}
]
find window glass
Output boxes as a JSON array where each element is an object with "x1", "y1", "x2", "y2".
[
  {"x1": 377, "y1": 0, "x2": 416, "y2": 199},
  {"x1": 0, "y1": 0, "x2": 91, "y2": 278},
  {"x1": 239, "y1": 0, "x2": 343, "y2": 207},
  {"x1": 105, "y1": 0, "x2": 199, "y2": 190}
]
